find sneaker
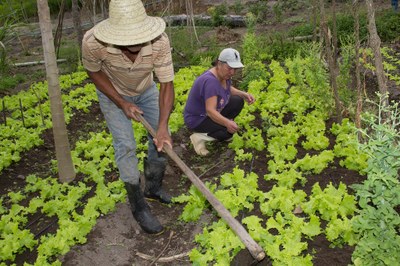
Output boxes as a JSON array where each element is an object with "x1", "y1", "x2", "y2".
[
  {"x1": 224, "y1": 136, "x2": 233, "y2": 142},
  {"x1": 190, "y1": 133, "x2": 215, "y2": 156}
]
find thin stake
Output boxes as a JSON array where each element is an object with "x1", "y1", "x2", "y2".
[
  {"x1": 31, "y1": 86, "x2": 45, "y2": 126},
  {"x1": 19, "y1": 98, "x2": 25, "y2": 127},
  {"x1": 38, "y1": 98, "x2": 45, "y2": 126},
  {"x1": 2, "y1": 99, "x2": 6, "y2": 126}
]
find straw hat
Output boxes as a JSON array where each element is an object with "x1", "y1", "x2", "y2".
[{"x1": 93, "y1": 0, "x2": 166, "y2": 46}]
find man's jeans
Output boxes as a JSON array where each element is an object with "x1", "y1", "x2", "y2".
[
  {"x1": 393, "y1": 0, "x2": 399, "y2": 11},
  {"x1": 96, "y1": 83, "x2": 165, "y2": 185}
]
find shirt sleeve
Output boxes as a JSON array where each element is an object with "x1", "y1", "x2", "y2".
[
  {"x1": 81, "y1": 30, "x2": 102, "y2": 72},
  {"x1": 153, "y1": 33, "x2": 174, "y2": 83},
  {"x1": 202, "y1": 78, "x2": 220, "y2": 100}
]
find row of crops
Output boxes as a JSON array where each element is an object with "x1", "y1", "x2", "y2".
[
  {"x1": 175, "y1": 55, "x2": 400, "y2": 265},
  {"x1": 1, "y1": 46, "x2": 400, "y2": 265}
]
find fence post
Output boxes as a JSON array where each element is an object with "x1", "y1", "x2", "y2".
[
  {"x1": 33, "y1": 88, "x2": 46, "y2": 126},
  {"x1": 2, "y1": 99, "x2": 6, "y2": 126},
  {"x1": 19, "y1": 98, "x2": 25, "y2": 127}
]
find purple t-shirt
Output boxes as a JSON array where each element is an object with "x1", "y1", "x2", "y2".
[{"x1": 184, "y1": 70, "x2": 232, "y2": 129}]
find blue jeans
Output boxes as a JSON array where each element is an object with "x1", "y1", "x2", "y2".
[
  {"x1": 393, "y1": 0, "x2": 399, "y2": 11},
  {"x1": 96, "y1": 82, "x2": 165, "y2": 185}
]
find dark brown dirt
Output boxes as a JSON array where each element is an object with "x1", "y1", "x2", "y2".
[{"x1": 1, "y1": 98, "x2": 366, "y2": 265}]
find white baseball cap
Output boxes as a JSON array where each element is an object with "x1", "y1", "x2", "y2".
[{"x1": 218, "y1": 48, "x2": 244, "y2": 68}]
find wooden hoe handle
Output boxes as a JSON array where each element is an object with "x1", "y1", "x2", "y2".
[{"x1": 138, "y1": 115, "x2": 266, "y2": 261}]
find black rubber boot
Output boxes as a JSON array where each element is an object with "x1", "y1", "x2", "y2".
[
  {"x1": 143, "y1": 158, "x2": 172, "y2": 204},
  {"x1": 124, "y1": 182, "x2": 164, "y2": 234}
]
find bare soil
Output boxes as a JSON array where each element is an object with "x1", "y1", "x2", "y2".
[
  {"x1": 1, "y1": 1, "x2": 396, "y2": 265},
  {"x1": 1, "y1": 100, "x2": 366, "y2": 266}
]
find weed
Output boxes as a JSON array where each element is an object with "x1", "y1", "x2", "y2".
[
  {"x1": 0, "y1": 42, "x2": 7, "y2": 74},
  {"x1": 168, "y1": 26, "x2": 221, "y2": 67},
  {"x1": 232, "y1": 0, "x2": 244, "y2": 15},
  {"x1": 0, "y1": 19, "x2": 12, "y2": 74},
  {"x1": 0, "y1": 0, "x2": 72, "y2": 24},
  {"x1": 286, "y1": 8, "x2": 399, "y2": 45},
  {"x1": 376, "y1": 10, "x2": 400, "y2": 42},
  {"x1": 272, "y1": 4, "x2": 283, "y2": 23},
  {"x1": 288, "y1": 23, "x2": 314, "y2": 37},
  {"x1": 208, "y1": 4, "x2": 228, "y2": 27},
  {"x1": 248, "y1": 1, "x2": 269, "y2": 23},
  {"x1": 58, "y1": 39, "x2": 80, "y2": 74},
  {"x1": 337, "y1": 35, "x2": 358, "y2": 116},
  {"x1": 0, "y1": 73, "x2": 25, "y2": 92},
  {"x1": 244, "y1": 12, "x2": 257, "y2": 34}
]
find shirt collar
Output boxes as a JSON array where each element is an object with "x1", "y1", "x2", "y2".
[{"x1": 106, "y1": 42, "x2": 152, "y2": 55}]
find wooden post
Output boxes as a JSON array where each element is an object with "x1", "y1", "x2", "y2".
[
  {"x1": 365, "y1": 0, "x2": 389, "y2": 109},
  {"x1": 54, "y1": 0, "x2": 65, "y2": 57},
  {"x1": 38, "y1": 98, "x2": 45, "y2": 126},
  {"x1": 2, "y1": 99, "x2": 6, "y2": 126},
  {"x1": 19, "y1": 98, "x2": 25, "y2": 127},
  {"x1": 37, "y1": 0, "x2": 76, "y2": 182},
  {"x1": 33, "y1": 88, "x2": 46, "y2": 126}
]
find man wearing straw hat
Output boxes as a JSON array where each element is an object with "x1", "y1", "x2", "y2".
[{"x1": 82, "y1": 0, "x2": 175, "y2": 234}]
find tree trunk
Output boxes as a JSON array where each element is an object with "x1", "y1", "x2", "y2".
[
  {"x1": 185, "y1": 0, "x2": 200, "y2": 46},
  {"x1": 320, "y1": 0, "x2": 342, "y2": 122},
  {"x1": 100, "y1": 0, "x2": 109, "y2": 20},
  {"x1": 365, "y1": 0, "x2": 389, "y2": 107},
  {"x1": 37, "y1": 0, "x2": 76, "y2": 182},
  {"x1": 311, "y1": 0, "x2": 318, "y2": 42},
  {"x1": 53, "y1": 0, "x2": 65, "y2": 57},
  {"x1": 172, "y1": 0, "x2": 186, "y2": 13},
  {"x1": 353, "y1": 0, "x2": 363, "y2": 133},
  {"x1": 332, "y1": 0, "x2": 338, "y2": 64},
  {"x1": 93, "y1": 0, "x2": 97, "y2": 23},
  {"x1": 72, "y1": 0, "x2": 83, "y2": 50},
  {"x1": 331, "y1": 0, "x2": 342, "y2": 121}
]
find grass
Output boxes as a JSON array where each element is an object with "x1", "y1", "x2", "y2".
[{"x1": 0, "y1": 73, "x2": 26, "y2": 92}]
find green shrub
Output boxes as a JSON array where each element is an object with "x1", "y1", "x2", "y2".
[
  {"x1": 265, "y1": 33, "x2": 303, "y2": 61},
  {"x1": 240, "y1": 60, "x2": 270, "y2": 90},
  {"x1": 242, "y1": 31, "x2": 303, "y2": 63},
  {"x1": 289, "y1": 14, "x2": 366, "y2": 44},
  {"x1": 328, "y1": 10, "x2": 399, "y2": 45},
  {"x1": 0, "y1": 44, "x2": 7, "y2": 74},
  {"x1": 232, "y1": 0, "x2": 244, "y2": 15},
  {"x1": 272, "y1": 3, "x2": 283, "y2": 23},
  {"x1": 289, "y1": 9, "x2": 399, "y2": 46},
  {"x1": 330, "y1": 13, "x2": 368, "y2": 44},
  {"x1": 208, "y1": 4, "x2": 228, "y2": 27},
  {"x1": 244, "y1": 12, "x2": 257, "y2": 34},
  {"x1": 242, "y1": 32, "x2": 264, "y2": 64},
  {"x1": 336, "y1": 36, "x2": 357, "y2": 113},
  {"x1": 0, "y1": 0, "x2": 72, "y2": 24},
  {"x1": 57, "y1": 39, "x2": 81, "y2": 73},
  {"x1": 248, "y1": 1, "x2": 269, "y2": 23},
  {"x1": 168, "y1": 26, "x2": 221, "y2": 67},
  {"x1": 277, "y1": 0, "x2": 305, "y2": 11},
  {"x1": 288, "y1": 23, "x2": 314, "y2": 37},
  {"x1": 376, "y1": 10, "x2": 400, "y2": 42},
  {"x1": 0, "y1": 1, "x2": 37, "y2": 23},
  {"x1": 0, "y1": 19, "x2": 12, "y2": 74}
]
